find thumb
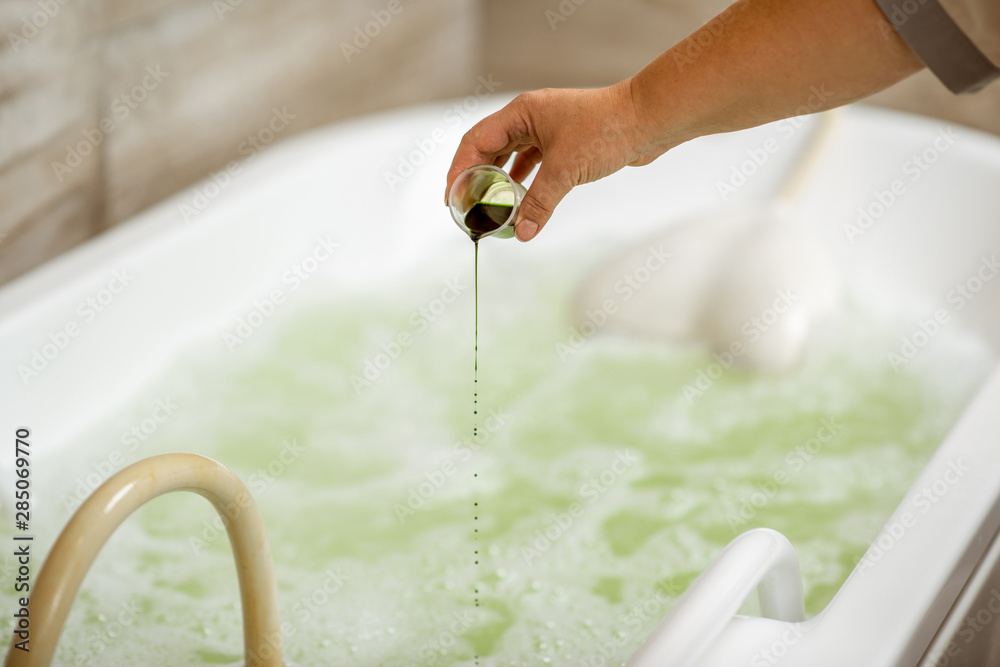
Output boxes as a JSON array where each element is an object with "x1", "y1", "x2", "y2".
[{"x1": 515, "y1": 161, "x2": 574, "y2": 242}]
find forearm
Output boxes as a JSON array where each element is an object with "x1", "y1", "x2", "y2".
[{"x1": 630, "y1": 0, "x2": 924, "y2": 150}]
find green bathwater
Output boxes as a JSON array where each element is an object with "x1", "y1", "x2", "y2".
[{"x1": 0, "y1": 252, "x2": 991, "y2": 666}]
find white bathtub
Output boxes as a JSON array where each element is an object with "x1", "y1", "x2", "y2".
[{"x1": 2, "y1": 96, "x2": 1000, "y2": 666}]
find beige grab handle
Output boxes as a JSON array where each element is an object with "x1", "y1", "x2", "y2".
[{"x1": 4, "y1": 453, "x2": 282, "y2": 667}]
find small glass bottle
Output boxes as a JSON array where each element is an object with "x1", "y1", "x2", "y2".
[{"x1": 449, "y1": 165, "x2": 527, "y2": 241}]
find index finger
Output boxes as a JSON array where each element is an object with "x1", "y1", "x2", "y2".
[{"x1": 444, "y1": 101, "x2": 536, "y2": 204}]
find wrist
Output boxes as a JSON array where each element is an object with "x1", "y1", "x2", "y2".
[{"x1": 623, "y1": 67, "x2": 703, "y2": 158}]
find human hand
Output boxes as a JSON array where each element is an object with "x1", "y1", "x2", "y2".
[{"x1": 445, "y1": 80, "x2": 675, "y2": 242}]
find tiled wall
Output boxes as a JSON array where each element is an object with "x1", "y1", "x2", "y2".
[
  {"x1": 0, "y1": 0, "x2": 480, "y2": 285},
  {"x1": 482, "y1": 0, "x2": 1000, "y2": 137},
  {"x1": 2, "y1": 0, "x2": 998, "y2": 287},
  {"x1": 483, "y1": 0, "x2": 732, "y2": 89}
]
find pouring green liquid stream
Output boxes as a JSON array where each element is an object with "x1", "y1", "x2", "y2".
[{"x1": 463, "y1": 200, "x2": 512, "y2": 665}]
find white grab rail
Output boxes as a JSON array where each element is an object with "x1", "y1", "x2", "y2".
[
  {"x1": 4, "y1": 453, "x2": 282, "y2": 667},
  {"x1": 627, "y1": 528, "x2": 805, "y2": 667}
]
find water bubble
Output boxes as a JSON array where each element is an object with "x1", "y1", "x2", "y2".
[{"x1": 38, "y1": 269, "x2": 981, "y2": 666}]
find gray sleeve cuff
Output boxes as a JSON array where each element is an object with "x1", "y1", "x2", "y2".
[{"x1": 875, "y1": 0, "x2": 1000, "y2": 94}]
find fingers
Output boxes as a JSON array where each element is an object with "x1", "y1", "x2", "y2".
[
  {"x1": 493, "y1": 153, "x2": 513, "y2": 169},
  {"x1": 509, "y1": 147, "x2": 542, "y2": 183},
  {"x1": 444, "y1": 103, "x2": 532, "y2": 204},
  {"x1": 442, "y1": 90, "x2": 574, "y2": 240},
  {"x1": 514, "y1": 159, "x2": 573, "y2": 242}
]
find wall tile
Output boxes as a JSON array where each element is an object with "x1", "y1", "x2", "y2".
[
  {"x1": 482, "y1": 0, "x2": 1000, "y2": 140},
  {"x1": 0, "y1": 0, "x2": 477, "y2": 284},
  {"x1": 100, "y1": 0, "x2": 478, "y2": 224},
  {"x1": 0, "y1": 180, "x2": 102, "y2": 286},
  {"x1": 0, "y1": 121, "x2": 102, "y2": 238},
  {"x1": 868, "y1": 70, "x2": 1000, "y2": 138},
  {"x1": 483, "y1": 0, "x2": 730, "y2": 88},
  {"x1": 0, "y1": 66, "x2": 97, "y2": 166},
  {"x1": 0, "y1": 24, "x2": 102, "y2": 286},
  {"x1": 93, "y1": 0, "x2": 202, "y2": 34},
  {"x1": 0, "y1": 0, "x2": 100, "y2": 93}
]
